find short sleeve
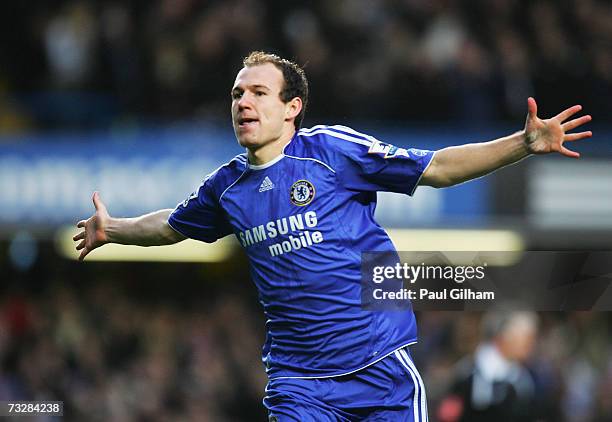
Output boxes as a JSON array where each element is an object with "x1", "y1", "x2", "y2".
[
  {"x1": 337, "y1": 136, "x2": 435, "y2": 196},
  {"x1": 168, "y1": 175, "x2": 233, "y2": 243}
]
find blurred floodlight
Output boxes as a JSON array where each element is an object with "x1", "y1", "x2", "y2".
[
  {"x1": 387, "y1": 228, "x2": 524, "y2": 265},
  {"x1": 56, "y1": 226, "x2": 522, "y2": 264},
  {"x1": 55, "y1": 226, "x2": 237, "y2": 262}
]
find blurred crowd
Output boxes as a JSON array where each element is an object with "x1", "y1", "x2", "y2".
[
  {"x1": 1, "y1": 0, "x2": 611, "y2": 132},
  {"x1": 1, "y1": 267, "x2": 611, "y2": 421},
  {"x1": 0, "y1": 273, "x2": 269, "y2": 421}
]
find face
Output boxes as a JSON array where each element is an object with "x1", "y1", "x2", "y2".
[
  {"x1": 231, "y1": 63, "x2": 292, "y2": 149},
  {"x1": 497, "y1": 317, "x2": 537, "y2": 362}
]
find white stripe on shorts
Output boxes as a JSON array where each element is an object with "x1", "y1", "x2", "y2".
[
  {"x1": 401, "y1": 348, "x2": 428, "y2": 421},
  {"x1": 394, "y1": 347, "x2": 429, "y2": 421}
]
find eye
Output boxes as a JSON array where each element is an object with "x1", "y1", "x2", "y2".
[
  {"x1": 231, "y1": 91, "x2": 243, "y2": 100},
  {"x1": 255, "y1": 91, "x2": 266, "y2": 97}
]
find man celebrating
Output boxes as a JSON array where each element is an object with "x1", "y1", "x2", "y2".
[{"x1": 74, "y1": 51, "x2": 591, "y2": 421}]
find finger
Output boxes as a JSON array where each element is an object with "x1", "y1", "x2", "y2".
[
  {"x1": 555, "y1": 104, "x2": 582, "y2": 122},
  {"x1": 564, "y1": 131, "x2": 592, "y2": 142},
  {"x1": 77, "y1": 220, "x2": 86, "y2": 228},
  {"x1": 76, "y1": 240, "x2": 86, "y2": 250},
  {"x1": 562, "y1": 115, "x2": 591, "y2": 131},
  {"x1": 73, "y1": 231, "x2": 85, "y2": 241},
  {"x1": 92, "y1": 191, "x2": 107, "y2": 213},
  {"x1": 559, "y1": 145, "x2": 580, "y2": 158},
  {"x1": 78, "y1": 248, "x2": 90, "y2": 261},
  {"x1": 527, "y1": 97, "x2": 537, "y2": 119}
]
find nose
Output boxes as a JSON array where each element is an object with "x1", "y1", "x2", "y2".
[{"x1": 237, "y1": 92, "x2": 253, "y2": 111}]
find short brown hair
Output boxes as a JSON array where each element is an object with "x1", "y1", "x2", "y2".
[{"x1": 243, "y1": 51, "x2": 309, "y2": 129}]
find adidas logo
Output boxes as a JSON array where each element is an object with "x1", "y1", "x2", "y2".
[{"x1": 258, "y1": 176, "x2": 275, "y2": 192}]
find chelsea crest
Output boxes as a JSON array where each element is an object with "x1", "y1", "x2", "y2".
[{"x1": 290, "y1": 180, "x2": 315, "y2": 206}]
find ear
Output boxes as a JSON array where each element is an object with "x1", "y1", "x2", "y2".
[{"x1": 285, "y1": 97, "x2": 303, "y2": 122}]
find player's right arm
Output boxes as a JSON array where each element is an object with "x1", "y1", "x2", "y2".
[{"x1": 73, "y1": 191, "x2": 185, "y2": 261}]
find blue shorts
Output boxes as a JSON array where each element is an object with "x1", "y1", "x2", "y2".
[{"x1": 264, "y1": 346, "x2": 428, "y2": 421}]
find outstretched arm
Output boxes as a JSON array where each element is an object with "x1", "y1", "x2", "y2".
[
  {"x1": 420, "y1": 97, "x2": 592, "y2": 188},
  {"x1": 73, "y1": 192, "x2": 185, "y2": 261}
]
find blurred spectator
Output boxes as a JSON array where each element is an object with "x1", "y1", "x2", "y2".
[
  {"x1": 437, "y1": 310, "x2": 541, "y2": 422},
  {"x1": 493, "y1": 29, "x2": 534, "y2": 120},
  {"x1": 44, "y1": 2, "x2": 98, "y2": 89}
]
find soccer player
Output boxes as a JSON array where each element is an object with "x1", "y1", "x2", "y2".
[{"x1": 73, "y1": 51, "x2": 592, "y2": 421}]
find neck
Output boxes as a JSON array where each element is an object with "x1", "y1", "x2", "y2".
[{"x1": 247, "y1": 128, "x2": 296, "y2": 166}]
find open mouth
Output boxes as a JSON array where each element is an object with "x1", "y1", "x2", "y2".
[{"x1": 238, "y1": 117, "x2": 259, "y2": 128}]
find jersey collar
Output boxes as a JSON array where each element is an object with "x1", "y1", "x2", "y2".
[
  {"x1": 247, "y1": 131, "x2": 299, "y2": 171},
  {"x1": 247, "y1": 153, "x2": 285, "y2": 170}
]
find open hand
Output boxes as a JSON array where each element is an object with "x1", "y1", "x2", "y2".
[
  {"x1": 73, "y1": 192, "x2": 110, "y2": 261},
  {"x1": 524, "y1": 97, "x2": 592, "y2": 158}
]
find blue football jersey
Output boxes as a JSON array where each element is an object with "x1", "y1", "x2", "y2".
[{"x1": 168, "y1": 125, "x2": 435, "y2": 378}]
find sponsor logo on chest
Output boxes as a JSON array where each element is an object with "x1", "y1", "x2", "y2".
[{"x1": 238, "y1": 210, "x2": 325, "y2": 257}]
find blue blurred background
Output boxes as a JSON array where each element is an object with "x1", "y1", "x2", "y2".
[{"x1": 0, "y1": 1, "x2": 611, "y2": 421}]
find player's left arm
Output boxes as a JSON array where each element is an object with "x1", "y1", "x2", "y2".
[{"x1": 420, "y1": 97, "x2": 592, "y2": 188}]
